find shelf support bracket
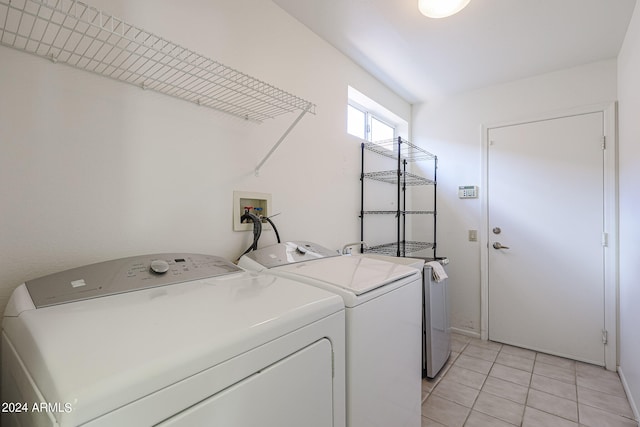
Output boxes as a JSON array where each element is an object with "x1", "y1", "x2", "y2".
[{"x1": 255, "y1": 102, "x2": 313, "y2": 176}]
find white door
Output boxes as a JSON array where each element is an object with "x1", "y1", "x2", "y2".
[{"x1": 487, "y1": 112, "x2": 605, "y2": 365}]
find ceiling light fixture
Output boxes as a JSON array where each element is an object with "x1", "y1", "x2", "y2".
[{"x1": 418, "y1": 0, "x2": 471, "y2": 18}]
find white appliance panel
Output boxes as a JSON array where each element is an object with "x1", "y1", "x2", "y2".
[
  {"x1": 239, "y1": 243, "x2": 423, "y2": 427},
  {"x1": 346, "y1": 280, "x2": 422, "y2": 427},
  {"x1": 159, "y1": 339, "x2": 333, "y2": 427},
  {"x1": 74, "y1": 311, "x2": 345, "y2": 427},
  {"x1": 424, "y1": 264, "x2": 451, "y2": 379},
  {"x1": 354, "y1": 253, "x2": 425, "y2": 271},
  {"x1": 276, "y1": 256, "x2": 415, "y2": 295}
]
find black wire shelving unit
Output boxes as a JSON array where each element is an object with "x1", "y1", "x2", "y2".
[{"x1": 360, "y1": 137, "x2": 438, "y2": 258}]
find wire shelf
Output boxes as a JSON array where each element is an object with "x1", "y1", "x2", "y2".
[
  {"x1": 364, "y1": 241, "x2": 434, "y2": 256},
  {"x1": 0, "y1": 0, "x2": 315, "y2": 122},
  {"x1": 404, "y1": 210, "x2": 436, "y2": 215},
  {"x1": 361, "y1": 210, "x2": 435, "y2": 215},
  {"x1": 363, "y1": 138, "x2": 436, "y2": 162},
  {"x1": 362, "y1": 210, "x2": 398, "y2": 215},
  {"x1": 363, "y1": 170, "x2": 435, "y2": 186}
]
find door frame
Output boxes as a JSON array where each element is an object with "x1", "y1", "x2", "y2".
[{"x1": 480, "y1": 102, "x2": 618, "y2": 370}]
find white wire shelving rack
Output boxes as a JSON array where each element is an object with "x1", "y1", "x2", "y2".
[{"x1": 0, "y1": 0, "x2": 316, "y2": 173}]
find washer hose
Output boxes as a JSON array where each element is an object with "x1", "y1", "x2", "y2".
[
  {"x1": 239, "y1": 212, "x2": 262, "y2": 257},
  {"x1": 263, "y1": 216, "x2": 281, "y2": 243}
]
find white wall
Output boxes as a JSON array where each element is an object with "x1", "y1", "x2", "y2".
[
  {"x1": 617, "y1": 0, "x2": 640, "y2": 417},
  {"x1": 0, "y1": 0, "x2": 410, "y2": 314},
  {"x1": 411, "y1": 59, "x2": 617, "y2": 336}
]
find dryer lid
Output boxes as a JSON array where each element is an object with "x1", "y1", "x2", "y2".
[
  {"x1": 241, "y1": 241, "x2": 339, "y2": 268},
  {"x1": 276, "y1": 255, "x2": 418, "y2": 295}
]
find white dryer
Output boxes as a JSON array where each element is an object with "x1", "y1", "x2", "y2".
[
  {"x1": 1, "y1": 253, "x2": 346, "y2": 427},
  {"x1": 238, "y1": 242, "x2": 422, "y2": 427}
]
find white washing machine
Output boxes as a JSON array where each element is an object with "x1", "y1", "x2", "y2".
[
  {"x1": 1, "y1": 253, "x2": 346, "y2": 427},
  {"x1": 238, "y1": 242, "x2": 422, "y2": 427}
]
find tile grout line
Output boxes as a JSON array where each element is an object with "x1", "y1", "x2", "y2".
[
  {"x1": 520, "y1": 350, "x2": 537, "y2": 427},
  {"x1": 461, "y1": 338, "x2": 486, "y2": 427}
]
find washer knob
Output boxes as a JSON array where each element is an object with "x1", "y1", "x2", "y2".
[{"x1": 150, "y1": 259, "x2": 170, "y2": 274}]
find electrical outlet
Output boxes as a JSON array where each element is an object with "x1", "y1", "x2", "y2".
[{"x1": 233, "y1": 191, "x2": 272, "y2": 232}]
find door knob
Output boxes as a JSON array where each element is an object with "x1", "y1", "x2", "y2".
[{"x1": 493, "y1": 242, "x2": 510, "y2": 250}]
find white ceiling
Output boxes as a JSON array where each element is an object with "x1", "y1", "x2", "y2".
[{"x1": 272, "y1": 0, "x2": 637, "y2": 104}]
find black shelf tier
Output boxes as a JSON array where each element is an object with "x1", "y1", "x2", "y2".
[
  {"x1": 362, "y1": 170, "x2": 435, "y2": 186},
  {"x1": 363, "y1": 139, "x2": 435, "y2": 162},
  {"x1": 361, "y1": 210, "x2": 435, "y2": 215},
  {"x1": 364, "y1": 241, "x2": 434, "y2": 257}
]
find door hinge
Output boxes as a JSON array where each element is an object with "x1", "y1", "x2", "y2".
[
  {"x1": 602, "y1": 232, "x2": 609, "y2": 247},
  {"x1": 602, "y1": 329, "x2": 608, "y2": 345},
  {"x1": 601, "y1": 136, "x2": 606, "y2": 150}
]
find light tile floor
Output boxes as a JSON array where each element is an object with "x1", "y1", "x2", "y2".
[{"x1": 422, "y1": 334, "x2": 639, "y2": 427}]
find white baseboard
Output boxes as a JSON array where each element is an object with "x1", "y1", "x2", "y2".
[
  {"x1": 450, "y1": 327, "x2": 481, "y2": 339},
  {"x1": 618, "y1": 366, "x2": 640, "y2": 422}
]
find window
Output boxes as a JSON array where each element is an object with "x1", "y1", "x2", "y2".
[
  {"x1": 347, "y1": 86, "x2": 408, "y2": 143},
  {"x1": 370, "y1": 116, "x2": 395, "y2": 142},
  {"x1": 347, "y1": 104, "x2": 367, "y2": 140},
  {"x1": 348, "y1": 103, "x2": 396, "y2": 142}
]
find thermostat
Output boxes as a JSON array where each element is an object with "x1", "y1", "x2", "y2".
[{"x1": 458, "y1": 186, "x2": 478, "y2": 199}]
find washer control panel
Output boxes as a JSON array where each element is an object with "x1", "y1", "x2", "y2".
[{"x1": 25, "y1": 253, "x2": 242, "y2": 308}]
